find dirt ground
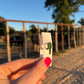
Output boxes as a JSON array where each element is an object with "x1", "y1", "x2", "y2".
[{"x1": 43, "y1": 46, "x2": 84, "y2": 84}]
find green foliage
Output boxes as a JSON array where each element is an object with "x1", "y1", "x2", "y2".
[
  {"x1": 0, "y1": 16, "x2": 4, "y2": 19},
  {"x1": 78, "y1": 18, "x2": 84, "y2": 25},
  {"x1": 53, "y1": 51, "x2": 60, "y2": 56},
  {"x1": 53, "y1": 50, "x2": 69, "y2": 56},
  {"x1": 9, "y1": 27, "x2": 16, "y2": 34},
  {"x1": 45, "y1": 0, "x2": 84, "y2": 24},
  {"x1": 15, "y1": 31, "x2": 24, "y2": 36},
  {"x1": 0, "y1": 16, "x2": 6, "y2": 36},
  {"x1": 29, "y1": 24, "x2": 38, "y2": 34},
  {"x1": 53, "y1": 51, "x2": 64, "y2": 56},
  {"x1": 0, "y1": 16, "x2": 16, "y2": 35},
  {"x1": 42, "y1": 27, "x2": 47, "y2": 32}
]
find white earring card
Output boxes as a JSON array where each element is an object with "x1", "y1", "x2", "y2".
[{"x1": 40, "y1": 32, "x2": 53, "y2": 66}]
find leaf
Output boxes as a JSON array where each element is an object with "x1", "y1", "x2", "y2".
[{"x1": 45, "y1": 0, "x2": 84, "y2": 24}]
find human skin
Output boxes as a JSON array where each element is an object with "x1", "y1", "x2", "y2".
[{"x1": 0, "y1": 57, "x2": 51, "y2": 84}]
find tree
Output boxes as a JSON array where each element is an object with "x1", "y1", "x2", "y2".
[
  {"x1": 0, "y1": 16, "x2": 4, "y2": 19},
  {"x1": 45, "y1": 0, "x2": 84, "y2": 24},
  {"x1": 43, "y1": 27, "x2": 47, "y2": 32},
  {"x1": 29, "y1": 24, "x2": 38, "y2": 34},
  {"x1": 9, "y1": 27, "x2": 16, "y2": 34},
  {"x1": 0, "y1": 16, "x2": 6, "y2": 36},
  {"x1": 78, "y1": 18, "x2": 84, "y2": 25},
  {"x1": 0, "y1": 16, "x2": 16, "y2": 35}
]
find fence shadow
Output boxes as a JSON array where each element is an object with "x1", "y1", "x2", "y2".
[{"x1": 50, "y1": 64, "x2": 84, "y2": 84}]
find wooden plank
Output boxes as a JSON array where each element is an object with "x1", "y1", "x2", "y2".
[
  {"x1": 79, "y1": 28, "x2": 81, "y2": 46},
  {"x1": 1, "y1": 19, "x2": 84, "y2": 27},
  {"x1": 55, "y1": 25, "x2": 58, "y2": 52},
  {"x1": 68, "y1": 26, "x2": 70, "y2": 49},
  {"x1": 73, "y1": 26, "x2": 76, "y2": 47},
  {"x1": 38, "y1": 25, "x2": 40, "y2": 52},
  {"x1": 80, "y1": 28, "x2": 82, "y2": 45},
  {"x1": 34, "y1": 44, "x2": 37, "y2": 52},
  {"x1": 47, "y1": 24, "x2": 48, "y2": 32},
  {"x1": 23, "y1": 22, "x2": 27, "y2": 58},
  {"x1": 81, "y1": 27, "x2": 84, "y2": 45},
  {"x1": 76, "y1": 28, "x2": 79, "y2": 46},
  {"x1": 61, "y1": 25, "x2": 64, "y2": 51},
  {"x1": 6, "y1": 22, "x2": 11, "y2": 62}
]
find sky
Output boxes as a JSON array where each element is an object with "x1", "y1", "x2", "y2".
[
  {"x1": 0, "y1": 0, "x2": 84, "y2": 30},
  {"x1": 0, "y1": 0, "x2": 53, "y2": 21}
]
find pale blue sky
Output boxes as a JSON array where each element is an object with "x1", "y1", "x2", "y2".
[
  {"x1": 0, "y1": 0, "x2": 53, "y2": 22},
  {"x1": 0, "y1": 0, "x2": 84, "y2": 30}
]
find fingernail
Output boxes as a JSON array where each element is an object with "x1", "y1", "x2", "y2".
[
  {"x1": 44, "y1": 57, "x2": 51, "y2": 67},
  {"x1": 40, "y1": 80, "x2": 43, "y2": 82},
  {"x1": 44, "y1": 74, "x2": 46, "y2": 77}
]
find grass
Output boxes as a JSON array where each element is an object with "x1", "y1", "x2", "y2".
[
  {"x1": 26, "y1": 37, "x2": 31, "y2": 41},
  {"x1": 53, "y1": 48, "x2": 71, "y2": 56},
  {"x1": 0, "y1": 39, "x2": 3, "y2": 42},
  {"x1": 0, "y1": 42, "x2": 6, "y2": 49},
  {"x1": 53, "y1": 51, "x2": 63, "y2": 56}
]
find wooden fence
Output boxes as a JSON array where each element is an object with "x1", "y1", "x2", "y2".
[{"x1": 0, "y1": 19, "x2": 84, "y2": 62}]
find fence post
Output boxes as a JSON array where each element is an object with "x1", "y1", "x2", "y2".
[
  {"x1": 79, "y1": 28, "x2": 81, "y2": 46},
  {"x1": 81, "y1": 27, "x2": 84, "y2": 45},
  {"x1": 34, "y1": 44, "x2": 37, "y2": 52},
  {"x1": 6, "y1": 22, "x2": 11, "y2": 62},
  {"x1": 78, "y1": 28, "x2": 80, "y2": 45},
  {"x1": 38, "y1": 25, "x2": 40, "y2": 53},
  {"x1": 55, "y1": 25, "x2": 58, "y2": 52},
  {"x1": 73, "y1": 26, "x2": 76, "y2": 48},
  {"x1": 76, "y1": 28, "x2": 79, "y2": 46},
  {"x1": 68, "y1": 25, "x2": 70, "y2": 49},
  {"x1": 23, "y1": 22, "x2": 27, "y2": 58},
  {"x1": 80, "y1": 28, "x2": 82, "y2": 45},
  {"x1": 47, "y1": 24, "x2": 48, "y2": 32},
  {"x1": 61, "y1": 25, "x2": 64, "y2": 51}
]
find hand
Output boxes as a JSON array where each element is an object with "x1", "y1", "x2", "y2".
[{"x1": 0, "y1": 57, "x2": 51, "y2": 84}]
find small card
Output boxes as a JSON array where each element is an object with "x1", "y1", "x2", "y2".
[{"x1": 40, "y1": 32, "x2": 53, "y2": 66}]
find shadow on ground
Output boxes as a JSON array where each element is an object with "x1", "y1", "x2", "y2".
[
  {"x1": 49, "y1": 64, "x2": 84, "y2": 84},
  {"x1": 0, "y1": 51, "x2": 39, "y2": 64}
]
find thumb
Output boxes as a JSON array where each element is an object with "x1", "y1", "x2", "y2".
[{"x1": 17, "y1": 57, "x2": 51, "y2": 84}]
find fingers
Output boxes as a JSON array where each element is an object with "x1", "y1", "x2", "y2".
[
  {"x1": 11, "y1": 70, "x2": 28, "y2": 80},
  {"x1": 37, "y1": 74, "x2": 46, "y2": 84},
  {"x1": 37, "y1": 81, "x2": 42, "y2": 84},
  {"x1": 11, "y1": 70, "x2": 46, "y2": 80},
  {"x1": 0, "y1": 58, "x2": 40, "y2": 77},
  {"x1": 17, "y1": 57, "x2": 51, "y2": 84},
  {"x1": 40, "y1": 74, "x2": 46, "y2": 81}
]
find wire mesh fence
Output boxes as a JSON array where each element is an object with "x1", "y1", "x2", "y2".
[
  {"x1": 0, "y1": 26, "x2": 7, "y2": 64},
  {"x1": 0, "y1": 19, "x2": 84, "y2": 64}
]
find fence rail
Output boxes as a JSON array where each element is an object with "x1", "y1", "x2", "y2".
[{"x1": 0, "y1": 19, "x2": 84, "y2": 26}]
